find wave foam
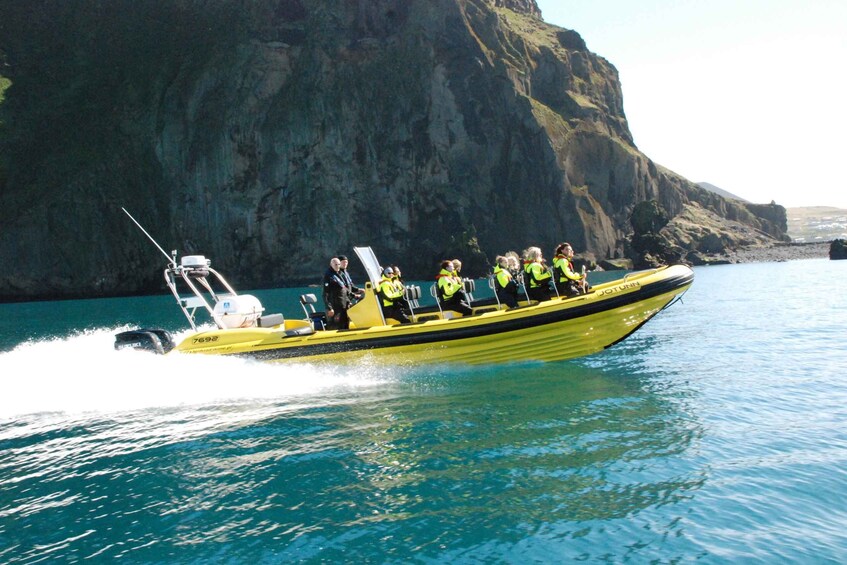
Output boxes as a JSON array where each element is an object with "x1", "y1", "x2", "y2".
[{"x1": 0, "y1": 327, "x2": 392, "y2": 418}]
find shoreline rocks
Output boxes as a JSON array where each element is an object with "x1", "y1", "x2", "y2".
[
  {"x1": 687, "y1": 242, "x2": 830, "y2": 266},
  {"x1": 830, "y1": 239, "x2": 847, "y2": 260}
]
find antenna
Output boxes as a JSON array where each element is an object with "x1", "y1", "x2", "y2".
[{"x1": 121, "y1": 207, "x2": 175, "y2": 265}]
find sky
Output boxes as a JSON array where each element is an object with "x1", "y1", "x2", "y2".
[{"x1": 533, "y1": 0, "x2": 847, "y2": 208}]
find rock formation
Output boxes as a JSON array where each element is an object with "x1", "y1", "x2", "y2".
[
  {"x1": 0, "y1": 0, "x2": 788, "y2": 300},
  {"x1": 830, "y1": 239, "x2": 847, "y2": 260}
]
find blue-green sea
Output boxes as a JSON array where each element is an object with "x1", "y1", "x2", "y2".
[{"x1": 1, "y1": 258, "x2": 846, "y2": 563}]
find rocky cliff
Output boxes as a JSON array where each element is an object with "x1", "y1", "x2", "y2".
[{"x1": 0, "y1": 0, "x2": 786, "y2": 300}]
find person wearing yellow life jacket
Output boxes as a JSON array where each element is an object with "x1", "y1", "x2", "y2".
[
  {"x1": 552, "y1": 242, "x2": 588, "y2": 297},
  {"x1": 522, "y1": 246, "x2": 552, "y2": 302},
  {"x1": 450, "y1": 257, "x2": 473, "y2": 303},
  {"x1": 451, "y1": 258, "x2": 463, "y2": 279},
  {"x1": 504, "y1": 251, "x2": 521, "y2": 277},
  {"x1": 378, "y1": 266, "x2": 410, "y2": 323},
  {"x1": 436, "y1": 260, "x2": 473, "y2": 315},
  {"x1": 493, "y1": 255, "x2": 518, "y2": 308},
  {"x1": 391, "y1": 265, "x2": 411, "y2": 310}
]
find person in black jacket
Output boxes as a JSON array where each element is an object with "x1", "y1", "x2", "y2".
[
  {"x1": 323, "y1": 257, "x2": 352, "y2": 329},
  {"x1": 336, "y1": 255, "x2": 364, "y2": 304}
]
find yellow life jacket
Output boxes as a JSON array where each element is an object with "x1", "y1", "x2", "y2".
[
  {"x1": 378, "y1": 276, "x2": 403, "y2": 306},
  {"x1": 553, "y1": 255, "x2": 581, "y2": 282},
  {"x1": 525, "y1": 261, "x2": 551, "y2": 288},
  {"x1": 494, "y1": 265, "x2": 512, "y2": 289},
  {"x1": 436, "y1": 269, "x2": 462, "y2": 300}
]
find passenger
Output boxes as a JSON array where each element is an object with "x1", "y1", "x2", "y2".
[
  {"x1": 449, "y1": 258, "x2": 471, "y2": 303},
  {"x1": 504, "y1": 251, "x2": 521, "y2": 278},
  {"x1": 436, "y1": 260, "x2": 473, "y2": 315},
  {"x1": 336, "y1": 254, "x2": 364, "y2": 303},
  {"x1": 377, "y1": 266, "x2": 410, "y2": 323},
  {"x1": 506, "y1": 251, "x2": 526, "y2": 301},
  {"x1": 451, "y1": 258, "x2": 463, "y2": 279},
  {"x1": 552, "y1": 242, "x2": 588, "y2": 297},
  {"x1": 522, "y1": 246, "x2": 553, "y2": 302},
  {"x1": 493, "y1": 255, "x2": 519, "y2": 308},
  {"x1": 323, "y1": 257, "x2": 352, "y2": 329},
  {"x1": 390, "y1": 265, "x2": 404, "y2": 290},
  {"x1": 391, "y1": 265, "x2": 411, "y2": 309}
]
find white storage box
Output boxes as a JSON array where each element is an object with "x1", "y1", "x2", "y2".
[{"x1": 213, "y1": 294, "x2": 264, "y2": 328}]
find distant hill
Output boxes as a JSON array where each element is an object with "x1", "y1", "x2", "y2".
[
  {"x1": 697, "y1": 182, "x2": 748, "y2": 202},
  {"x1": 787, "y1": 207, "x2": 847, "y2": 242}
]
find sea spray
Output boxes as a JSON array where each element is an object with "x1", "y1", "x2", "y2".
[{"x1": 0, "y1": 327, "x2": 394, "y2": 419}]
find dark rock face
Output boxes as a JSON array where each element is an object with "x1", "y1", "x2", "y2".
[
  {"x1": 629, "y1": 200, "x2": 674, "y2": 268},
  {"x1": 831, "y1": 239, "x2": 847, "y2": 260},
  {"x1": 0, "y1": 0, "x2": 788, "y2": 300},
  {"x1": 555, "y1": 30, "x2": 587, "y2": 51},
  {"x1": 598, "y1": 259, "x2": 632, "y2": 271}
]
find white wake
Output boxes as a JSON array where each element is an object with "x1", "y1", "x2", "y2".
[{"x1": 0, "y1": 327, "x2": 394, "y2": 419}]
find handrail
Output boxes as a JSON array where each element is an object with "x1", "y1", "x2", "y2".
[
  {"x1": 429, "y1": 284, "x2": 443, "y2": 315},
  {"x1": 624, "y1": 268, "x2": 658, "y2": 282},
  {"x1": 487, "y1": 275, "x2": 501, "y2": 309}
]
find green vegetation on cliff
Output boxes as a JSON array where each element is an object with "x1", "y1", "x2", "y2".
[{"x1": 0, "y1": 75, "x2": 9, "y2": 105}]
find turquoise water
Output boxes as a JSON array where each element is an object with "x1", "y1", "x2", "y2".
[{"x1": 1, "y1": 259, "x2": 846, "y2": 562}]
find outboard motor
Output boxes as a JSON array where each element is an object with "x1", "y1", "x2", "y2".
[{"x1": 114, "y1": 329, "x2": 176, "y2": 355}]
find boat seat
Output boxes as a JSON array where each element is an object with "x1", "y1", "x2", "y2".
[
  {"x1": 463, "y1": 278, "x2": 476, "y2": 302},
  {"x1": 411, "y1": 301, "x2": 441, "y2": 322},
  {"x1": 402, "y1": 284, "x2": 421, "y2": 321},
  {"x1": 300, "y1": 293, "x2": 328, "y2": 330},
  {"x1": 259, "y1": 313, "x2": 285, "y2": 328},
  {"x1": 413, "y1": 313, "x2": 441, "y2": 322},
  {"x1": 429, "y1": 283, "x2": 472, "y2": 320},
  {"x1": 404, "y1": 285, "x2": 422, "y2": 309},
  {"x1": 470, "y1": 296, "x2": 500, "y2": 314},
  {"x1": 300, "y1": 293, "x2": 318, "y2": 313},
  {"x1": 284, "y1": 326, "x2": 315, "y2": 337}
]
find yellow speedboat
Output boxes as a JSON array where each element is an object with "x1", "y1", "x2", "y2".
[{"x1": 115, "y1": 245, "x2": 693, "y2": 365}]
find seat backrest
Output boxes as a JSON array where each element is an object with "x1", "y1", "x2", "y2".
[
  {"x1": 259, "y1": 313, "x2": 285, "y2": 328},
  {"x1": 404, "y1": 285, "x2": 421, "y2": 309},
  {"x1": 463, "y1": 278, "x2": 476, "y2": 302},
  {"x1": 429, "y1": 284, "x2": 443, "y2": 314},
  {"x1": 300, "y1": 293, "x2": 317, "y2": 316}
]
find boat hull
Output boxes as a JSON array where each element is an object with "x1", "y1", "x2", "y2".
[{"x1": 173, "y1": 265, "x2": 693, "y2": 365}]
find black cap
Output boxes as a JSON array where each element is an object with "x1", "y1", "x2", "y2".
[{"x1": 337, "y1": 255, "x2": 348, "y2": 261}]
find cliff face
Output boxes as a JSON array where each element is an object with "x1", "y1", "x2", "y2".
[{"x1": 0, "y1": 0, "x2": 786, "y2": 299}]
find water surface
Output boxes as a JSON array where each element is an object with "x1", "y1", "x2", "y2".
[{"x1": 1, "y1": 259, "x2": 846, "y2": 562}]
